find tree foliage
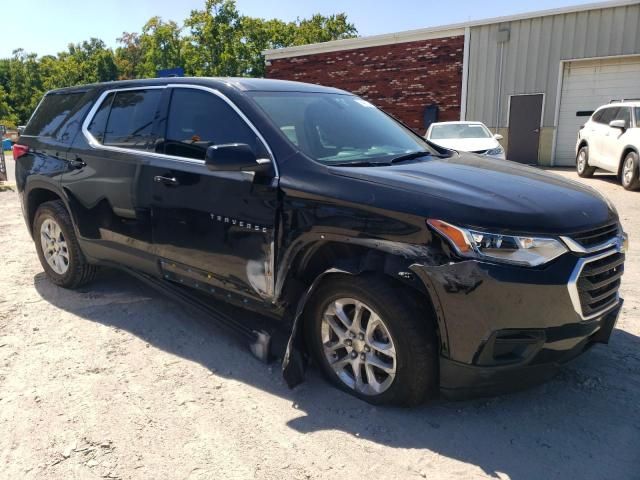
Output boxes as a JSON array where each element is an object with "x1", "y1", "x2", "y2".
[{"x1": 0, "y1": 0, "x2": 357, "y2": 125}]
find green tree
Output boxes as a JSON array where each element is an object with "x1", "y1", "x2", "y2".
[
  {"x1": 139, "y1": 17, "x2": 184, "y2": 76},
  {"x1": 183, "y1": 0, "x2": 244, "y2": 76},
  {"x1": 66, "y1": 38, "x2": 118, "y2": 83},
  {"x1": 182, "y1": 0, "x2": 357, "y2": 77},
  {"x1": 7, "y1": 49, "x2": 43, "y2": 124},
  {"x1": 115, "y1": 32, "x2": 143, "y2": 79},
  {"x1": 0, "y1": 85, "x2": 18, "y2": 128},
  {"x1": 0, "y1": 0, "x2": 358, "y2": 123}
]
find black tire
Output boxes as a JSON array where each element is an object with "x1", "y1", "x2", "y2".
[
  {"x1": 576, "y1": 146, "x2": 596, "y2": 178},
  {"x1": 621, "y1": 151, "x2": 640, "y2": 191},
  {"x1": 33, "y1": 200, "x2": 97, "y2": 288},
  {"x1": 304, "y1": 274, "x2": 438, "y2": 406}
]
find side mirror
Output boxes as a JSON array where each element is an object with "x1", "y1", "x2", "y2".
[
  {"x1": 609, "y1": 119, "x2": 626, "y2": 130},
  {"x1": 205, "y1": 143, "x2": 271, "y2": 173},
  {"x1": 493, "y1": 133, "x2": 504, "y2": 141}
]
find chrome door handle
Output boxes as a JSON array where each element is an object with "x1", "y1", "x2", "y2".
[{"x1": 153, "y1": 175, "x2": 179, "y2": 186}]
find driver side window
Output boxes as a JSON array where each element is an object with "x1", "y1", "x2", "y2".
[
  {"x1": 614, "y1": 107, "x2": 631, "y2": 128},
  {"x1": 160, "y1": 88, "x2": 261, "y2": 161}
]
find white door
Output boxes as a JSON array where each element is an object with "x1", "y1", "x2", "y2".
[{"x1": 555, "y1": 56, "x2": 640, "y2": 166}]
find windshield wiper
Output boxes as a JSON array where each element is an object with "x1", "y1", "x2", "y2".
[
  {"x1": 330, "y1": 160, "x2": 391, "y2": 167},
  {"x1": 390, "y1": 151, "x2": 432, "y2": 163}
]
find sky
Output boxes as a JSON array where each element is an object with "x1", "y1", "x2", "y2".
[{"x1": 3, "y1": 0, "x2": 602, "y2": 58}]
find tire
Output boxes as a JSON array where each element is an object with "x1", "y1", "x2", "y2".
[
  {"x1": 304, "y1": 274, "x2": 438, "y2": 406},
  {"x1": 621, "y1": 151, "x2": 640, "y2": 191},
  {"x1": 576, "y1": 146, "x2": 596, "y2": 178},
  {"x1": 33, "y1": 200, "x2": 97, "y2": 288}
]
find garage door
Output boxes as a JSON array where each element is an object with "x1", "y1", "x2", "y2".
[{"x1": 555, "y1": 56, "x2": 640, "y2": 166}]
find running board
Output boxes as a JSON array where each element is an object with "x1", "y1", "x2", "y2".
[{"x1": 122, "y1": 268, "x2": 273, "y2": 363}]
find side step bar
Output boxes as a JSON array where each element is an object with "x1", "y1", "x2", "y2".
[{"x1": 122, "y1": 268, "x2": 273, "y2": 363}]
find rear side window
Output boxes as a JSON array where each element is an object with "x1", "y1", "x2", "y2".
[
  {"x1": 87, "y1": 92, "x2": 115, "y2": 143},
  {"x1": 635, "y1": 107, "x2": 640, "y2": 127},
  {"x1": 161, "y1": 88, "x2": 260, "y2": 161},
  {"x1": 102, "y1": 89, "x2": 162, "y2": 150},
  {"x1": 24, "y1": 92, "x2": 84, "y2": 138}
]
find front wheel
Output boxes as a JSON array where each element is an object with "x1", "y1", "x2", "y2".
[
  {"x1": 621, "y1": 151, "x2": 640, "y2": 191},
  {"x1": 576, "y1": 146, "x2": 596, "y2": 178},
  {"x1": 304, "y1": 274, "x2": 438, "y2": 406}
]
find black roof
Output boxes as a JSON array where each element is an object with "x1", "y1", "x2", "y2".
[{"x1": 48, "y1": 77, "x2": 349, "y2": 96}]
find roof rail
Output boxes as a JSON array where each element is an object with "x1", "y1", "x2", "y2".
[{"x1": 610, "y1": 98, "x2": 640, "y2": 103}]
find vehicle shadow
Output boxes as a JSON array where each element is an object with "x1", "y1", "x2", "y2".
[
  {"x1": 33, "y1": 269, "x2": 640, "y2": 480},
  {"x1": 544, "y1": 168, "x2": 624, "y2": 188}
]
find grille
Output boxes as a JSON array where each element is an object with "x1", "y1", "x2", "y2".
[
  {"x1": 576, "y1": 252, "x2": 624, "y2": 318},
  {"x1": 572, "y1": 223, "x2": 619, "y2": 249}
]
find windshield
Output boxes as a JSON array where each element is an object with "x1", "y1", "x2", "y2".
[
  {"x1": 249, "y1": 92, "x2": 434, "y2": 165},
  {"x1": 430, "y1": 123, "x2": 492, "y2": 140}
]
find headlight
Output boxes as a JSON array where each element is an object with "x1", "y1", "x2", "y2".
[
  {"x1": 486, "y1": 147, "x2": 504, "y2": 156},
  {"x1": 427, "y1": 219, "x2": 568, "y2": 267}
]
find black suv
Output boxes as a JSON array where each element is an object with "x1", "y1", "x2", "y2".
[{"x1": 15, "y1": 78, "x2": 627, "y2": 405}]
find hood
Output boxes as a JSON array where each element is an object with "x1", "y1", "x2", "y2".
[
  {"x1": 429, "y1": 137, "x2": 500, "y2": 153},
  {"x1": 329, "y1": 153, "x2": 617, "y2": 235}
]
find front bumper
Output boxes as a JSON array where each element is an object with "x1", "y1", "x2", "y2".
[
  {"x1": 410, "y1": 248, "x2": 624, "y2": 399},
  {"x1": 439, "y1": 303, "x2": 621, "y2": 399}
]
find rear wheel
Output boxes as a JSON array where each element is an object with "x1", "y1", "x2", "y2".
[
  {"x1": 33, "y1": 200, "x2": 97, "y2": 288},
  {"x1": 304, "y1": 274, "x2": 438, "y2": 406},
  {"x1": 621, "y1": 151, "x2": 640, "y2": 191},
  {"x1": 576, "y1": 146, "x2": 596, "y2": 178}
]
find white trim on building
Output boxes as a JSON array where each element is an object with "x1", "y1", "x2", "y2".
[{"x1": 460, "y1": 27, "x2": 471, "y2": 121}]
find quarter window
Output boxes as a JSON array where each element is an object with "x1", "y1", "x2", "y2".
[
  {"x1": 161, "y1": 88, "x2": 260, "y2": 161},
  {"x1": 24, "y1": 92, "x2": 84, "y2": 138},
  {"x1": 103, "y1": 89, "x2": 162, "y2": 150}
]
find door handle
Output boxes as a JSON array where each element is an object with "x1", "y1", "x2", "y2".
[
  {"x1": 154, "y1": 175, "x2": 179, "y2": 186},
  {"x1": 69, "y1": 158, "x2": 86, "y2": 169},
  {"x1": 533, "y1": 128, "x2": 540, "y2": 133}
]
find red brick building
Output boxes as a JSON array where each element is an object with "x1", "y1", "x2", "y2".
[{"x1": 265, "y1": 30, "x2": 465, "y2": 133}]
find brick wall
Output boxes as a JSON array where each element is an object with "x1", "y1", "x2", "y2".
[{"x1": 266, "y1": 35, "x2": 464, "y2": 133}]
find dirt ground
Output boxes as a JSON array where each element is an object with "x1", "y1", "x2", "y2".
[{"x1": 0, "y1": 168, "x2": 638, "y2": 480}]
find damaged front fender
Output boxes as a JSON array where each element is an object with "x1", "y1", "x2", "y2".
[{"x1": 282, "y1": 266, "x2": 358, "y2": 388}]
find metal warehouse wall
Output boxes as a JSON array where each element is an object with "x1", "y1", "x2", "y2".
[{"x1": 465, "y1": 2, "x2": 640, "y2": 163}]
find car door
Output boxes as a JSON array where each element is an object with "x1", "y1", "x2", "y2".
[
  {"x1": 588, "y1": 107, "x2": 617, "y2": 168},
  {"x1": 63, "y1": 86, "x2": 164, "y2": 272},
  {"x1": 587, "y1": 107, "x2": 613, "y2": 167},
  {"x1": 600, "y1": 106, "x2": 632, "y2": 171},
  {"x1": 142, "y1": 85, "x2": 279, "y2": 304}
]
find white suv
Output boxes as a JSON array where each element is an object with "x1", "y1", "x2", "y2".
[{"x1": 576, "y1": 101, "x2": 640, "y2": 190}]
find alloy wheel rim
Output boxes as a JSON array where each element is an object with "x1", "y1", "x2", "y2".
[
  {"x1": 40, "y1": 218, "x2": 70, "y2": 275},
  {"x1": 623, "y1": 157, "x2": 634, "y2": 185},
  {"x1": 321, "y1": 297, "x2": 397, "y2": 395},
  {"x1": 577, "y1": 151, "x2": 586, "y2": 172}
]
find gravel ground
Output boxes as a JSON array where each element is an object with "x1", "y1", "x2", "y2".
[{"x1": 0, "y1": 169, "x2": 638, "y2": 480}]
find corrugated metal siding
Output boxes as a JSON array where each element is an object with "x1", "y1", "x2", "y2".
[{"x1": 465, "y1": 3, "x2": 640, "y2": 128}]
